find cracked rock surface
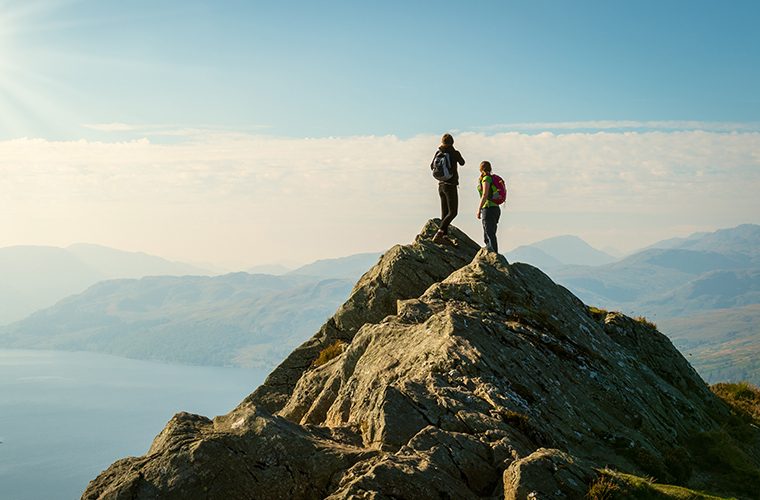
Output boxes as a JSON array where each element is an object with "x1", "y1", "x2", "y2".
[{"x1": 83, "y1": 220, "x2": 753, "y2": 499}]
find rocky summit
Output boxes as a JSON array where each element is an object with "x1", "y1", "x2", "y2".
[{"x1": 83, "y1": 220, "x2": 760, "y2": 499}]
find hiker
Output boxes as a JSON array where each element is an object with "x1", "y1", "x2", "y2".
[
  {"x1": 476, "y1": 161, "x2": 504, "y2": 253},
  {"x1": 430, "y1": 133, "x2": 465, "y2": 244}
]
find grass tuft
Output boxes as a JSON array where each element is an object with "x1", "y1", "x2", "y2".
[
  {"x1": 634, "y1": 315, "x2": 658, "y2": 330},
  {"x1": 589, "y1": 469, "x2": 730, "y2": 499},
  {"x1": 588, "y1": 306, "x2": 609, "y2": 320},
  {"x1": 586, "y1": 474, "x2": 623, "y2": 499},
  {"x1": 712, "y1": 381, "x2": 760, "y2": 423},
  {"x1": 312, "y1": 340, "x2": 347, "y2": 367}
]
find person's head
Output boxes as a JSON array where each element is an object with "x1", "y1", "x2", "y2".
[
  {"x1": 441, "y1": 133, "x2": 454, "y2": 146},
  {"x1": 479, "y1": 161, "x2": 492, "y2": 175}
]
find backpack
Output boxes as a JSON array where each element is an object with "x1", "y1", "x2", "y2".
[
  {"x1": 431, "y1": 150, "x2": 453, "y2": 181},
  {"x1": 489, "y1": 174, "x2": 508, "y2": 205}
]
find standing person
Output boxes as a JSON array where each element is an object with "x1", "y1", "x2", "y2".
[
  {"x1": 476, "y1": 161, "x2": 501, "y2": 253},
  {"x1": 431, "y1": 133, "x2": 465, "y2": 244}
]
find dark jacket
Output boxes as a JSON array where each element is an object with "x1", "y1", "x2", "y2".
[{"x1": 433, "y1": 144, "x2": 465, "y2": 185}]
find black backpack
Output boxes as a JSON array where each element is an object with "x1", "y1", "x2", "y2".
[{"x1": 431, "y1": 150, "x2": 453, "y2": 181}]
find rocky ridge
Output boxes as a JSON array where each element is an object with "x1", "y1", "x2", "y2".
[{"x1": 83, "y1": 221, "x2": 760, "y2": 499}]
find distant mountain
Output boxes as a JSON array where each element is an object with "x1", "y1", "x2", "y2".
[
  {"x1": 505, "y1": 245, "x2": 563, "y2": 270},
  {"x1": 642, "y1": 269, "x2": 760, "y2": 317},
  {"x1": 0, "y1": 273, "x2": 353, "y2": 368},
  {"x1": 0, "y1": 244, "x2": 210, "y2": 325},
  {"x1": 551, "y1": 249, "x2": 697, "y2": 306},
  {"x1": 0, "y1": 246, "x2": 105, "y2": 326},
  {"x1": 552, "y1": 226, "x2": 760, "y2": 318},
  {"x1": 247, "y1": 264, "x2": 291, "y2": 275},
  {"x1": 288, "y1": 252, "x2": 382, "y2": 281},
  {"x1": 660, "y1": 304, "x2": 760, "y2": 385},
  {"x1": 66, "y1": 243, "x2": 209, "y2": 277},
  {"x1": 506, "y1": 235, "x2": 616, "y2": 268},
  {"x1": 648, "y1": 224, "x2": 760, "y2": 258}
]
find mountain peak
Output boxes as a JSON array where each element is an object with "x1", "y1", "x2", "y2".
[
  {"x1": 508, "y1": 234, "x2": 616, "y2": 268},
  {"x1": 245, "y1": 219, "x2": 481, "y2": 413},
  {"x1": 83, "y1": 221, "x2": 759, "y2": 499}
]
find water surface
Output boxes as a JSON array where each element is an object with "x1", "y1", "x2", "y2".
[{"x1": 0, "y1": 349, "x2": 267, "y2": 500}]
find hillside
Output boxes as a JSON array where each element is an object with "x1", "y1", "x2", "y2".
[
  {"x1": 0, "y1": 273, "x2": 353, "y2": 368},
  {"x1": 0, "y1": 246, "x2": 104, "y2": 325},
  {"x1": 83, "y1": 221, "x2": 760, "y2": 499},
  {"x1": 660, "y1": 304, "x2": 760, "y2": 384},
  {"x1": 649, "y1": 223, "x2": 760, "y2": 258},
  {"x1": 551, "y1": 227, "x2": 759, "y2": 317},
  {"x1": 0, "y1": 244, "x2": 210, "y2": 325}
]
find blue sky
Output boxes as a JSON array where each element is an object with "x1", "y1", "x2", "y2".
[
  {"x1": 2, "y1": 0, "x2": 759, "y2": 139},
  {"x1": 1, "y1": 1, "x2": 759, "y2": 267}
]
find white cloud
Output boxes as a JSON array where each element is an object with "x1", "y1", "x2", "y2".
[{"x1": 1, "y1": 130, "x2": 758, "y2": 267}]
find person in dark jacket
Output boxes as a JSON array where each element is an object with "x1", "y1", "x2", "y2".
[{"x1": 431, "y1": 133, "x2": 465, "y2": 244}]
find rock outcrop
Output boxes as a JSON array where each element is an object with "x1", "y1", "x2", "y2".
[
  {"x1": 246, "y1": 220, "x2": 480, "y2": 414},
  {"x1": 83, "y1": 221, "x2": 760, "y2": 499}
]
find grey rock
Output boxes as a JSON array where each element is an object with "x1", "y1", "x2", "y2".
[
  {"x1": 82, "y1": 406, "x2": 376, "y2": 500},
  {"x1": 503, "y1": 448, "x2": 596, "y2": 500},
  {"x1": 248, "y1": 219, "x2": 480, "y2": 415}
]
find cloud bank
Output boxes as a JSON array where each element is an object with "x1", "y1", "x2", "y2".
[{"x1": 1, "y1": 129, "x2": 758, "y2": 267}]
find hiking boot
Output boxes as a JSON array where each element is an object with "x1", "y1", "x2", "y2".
[{"x1": 432, "y1": 230, "x2": 446, "y2": 244}]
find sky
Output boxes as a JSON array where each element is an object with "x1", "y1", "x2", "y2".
[{"x1": 1, "y1": 0, "x2": 759, "y2": 269}]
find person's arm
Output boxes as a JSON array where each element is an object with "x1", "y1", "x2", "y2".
[
  {"x1": 457, "y1": 151, "x2": 465, "y2": 166},
  {"x1": 476, "y1": 178, "x2": 490, "y2": 219}
]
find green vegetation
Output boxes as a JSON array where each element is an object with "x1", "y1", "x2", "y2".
[
  {"x1": 615, "y1": 443, "x2": 690, "y2": 485},
  {"x1": 586, "y1": 474, "x2": 622, "y2": 499},
  {"x1": 587, "y1": 470, "x2": 731, "y2": 499},
  {"x1": 671, "y1": 381, "x2": 760, "y2": 497},
  {"x1": 588, "y1": 306, "x2": 609, "y2": 320},
  {"x1": 605, "y1": 382, "x2": 760, "y2": 498},
  {"x1": 634, "y1": 315, "x2": 658, "y2": 330},
  {"x1": 711, "y1": 381, "x2": 760, "y2": 423},
  {"x1": 313, "y1": 340, "x2": 347, "y2": 367}
]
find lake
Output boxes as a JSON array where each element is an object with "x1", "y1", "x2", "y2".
[{"x1": 0, "y1": 349, "x2": 268, "y2": 500}]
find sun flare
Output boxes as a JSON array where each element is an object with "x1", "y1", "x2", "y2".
[{"x1": 0, "y1": 1, "x2": 83, "y2": 138}]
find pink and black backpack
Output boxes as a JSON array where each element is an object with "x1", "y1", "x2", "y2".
[{"x1": 490, "y1": 174, "x2": 508, "y2": 205}]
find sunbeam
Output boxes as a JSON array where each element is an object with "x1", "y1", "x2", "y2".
[{"x1": 0, "y1": 0, "x2": 109, "y2": 138}]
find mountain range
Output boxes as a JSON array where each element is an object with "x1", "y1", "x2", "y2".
[
  {"x1": 0, "y1": 273, "x2": 353, "y2": 368},
  {"x1": 1, "y1": 224, "x2": 757, "y2": 384},
  {"x1": 287, "y1": 252, "x2": 383, "y2": 279},
  {"x1": 0, "y1": 244, "x2": 210, "y2": 325}
]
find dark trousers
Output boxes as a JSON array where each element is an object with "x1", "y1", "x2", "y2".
[
  {"x1": 438, "y1": 183, "x2": 458, "y2": 234},
  {"x1": 481, "y1": 206, "x2": 501, "y2": 252}
]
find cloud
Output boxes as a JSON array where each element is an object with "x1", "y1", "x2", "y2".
[{"x1": 1, "y1": 130, "x2": 758, "y2": 266}]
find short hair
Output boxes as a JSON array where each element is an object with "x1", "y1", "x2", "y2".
[
  {"x1": 480, "y1": 161, "x2": 492, "y2": 173},
  {"x1": 441, "y1": 133, "x2": 454, "y2": 146}
]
